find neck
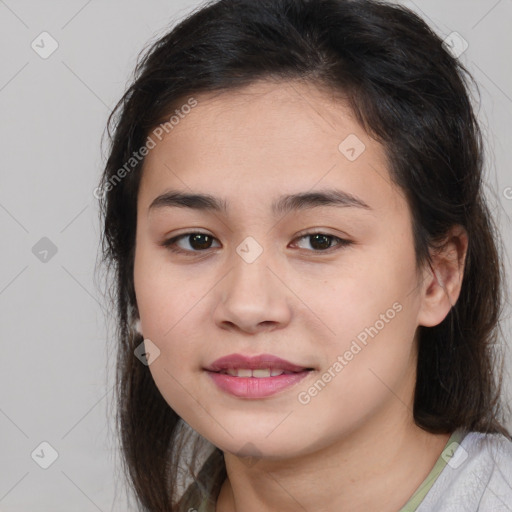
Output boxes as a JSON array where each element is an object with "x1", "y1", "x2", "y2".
[{"x1": 215, "y1": 410, "x2": 451, "y2": 512}]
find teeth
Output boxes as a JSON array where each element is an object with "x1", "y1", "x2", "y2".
[
  {"x1": 223, "y1": 368, "x2": 287, "y2": 377},
  {"x1": 253, "y1": 369, "x2": 271, "y2": 378}
]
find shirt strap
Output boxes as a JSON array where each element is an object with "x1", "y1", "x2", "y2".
[{"x1": 399, "y1": 429, "x2": 467, "y2": 512}]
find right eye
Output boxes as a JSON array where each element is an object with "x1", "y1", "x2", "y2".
[{"x1": 161, "y1": 232, "x2": 221, "y2": 255}]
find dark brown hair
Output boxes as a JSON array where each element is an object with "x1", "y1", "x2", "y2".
[{"x1": 96, "y1": 0, "x2": 511, "y2": 510}]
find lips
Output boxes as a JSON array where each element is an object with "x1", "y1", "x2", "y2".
[
  {"x1": 204, "y1": 353, "x2": 315, "y2": 398},
  {"x1": 204, "y1": 353, "x2": 314, "y2": 374}
]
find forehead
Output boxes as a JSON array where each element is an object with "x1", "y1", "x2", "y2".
[
  {"x1": 138, "y1": 80, "x2": 401, "y2": 216},
  {"x1": 157, "y1": 80, "x2": 361, "y2": 154}
]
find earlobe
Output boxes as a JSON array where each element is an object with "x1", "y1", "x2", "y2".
[
  {"x1": 134, "y1": 318, "x2": 143, "y2": 336},
  {"x1": 417, "y1": 225, "x2": 468, "y2": 328}
]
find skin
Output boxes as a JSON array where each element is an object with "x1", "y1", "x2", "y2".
[{"x1": 133, "y1": 79, "x2": 468, "y2": 512}]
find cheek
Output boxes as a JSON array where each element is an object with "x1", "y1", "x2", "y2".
[
  {"x1": 134, "y1": 264, "x2": 206, "y2": 421},
  {"x1": 133, "y1": 248, "x2": 205, "y2": 406},
  {"x1": 134, "y1": 242, "x2": 208, "y2": 336},
  {"x1": 291, "y1": 305, "x2": 418, "y2": 445},
  {"x1": 292, "y1": 247, "x2": 420, "y2": 406},
  {"x1": 291, "y1": 250, "x2": 415, "y2": 342}
]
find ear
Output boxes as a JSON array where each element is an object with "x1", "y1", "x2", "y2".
[{"x1": 417, "y1": 225, "x2": 469, "y2": 328}]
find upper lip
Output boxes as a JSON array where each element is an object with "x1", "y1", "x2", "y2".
[{"x1": 204, "y1": 353, "x2": 313, "y2": 373}]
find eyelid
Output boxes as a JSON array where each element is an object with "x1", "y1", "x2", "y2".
[{"x1": 294, "y1": 227, "x2": 349, "y2": 240}]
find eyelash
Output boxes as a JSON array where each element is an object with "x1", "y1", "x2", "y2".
[{"x1": 160, "y1": 231, "x2": 353, "y2": 256}]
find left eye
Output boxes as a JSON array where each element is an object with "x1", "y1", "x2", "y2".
[
  {"x1": 292, "y1": 233, "x2": 352, "y2": 251},
  {"x1": 161, "y1": 232, "x2": 352, "y2": 254}
]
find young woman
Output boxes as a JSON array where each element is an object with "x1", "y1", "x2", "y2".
[{"x1": 96, "y1": 0, "x2": 512, "y2": 510}]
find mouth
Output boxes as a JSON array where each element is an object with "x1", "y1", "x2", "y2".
[
  {"x1": 204, "y1": 367, "x2": 314, "y2": 398},
  {"x1": 208, "y1": 368, "x2": 314, "y2": 378},
  {"x1": 203, "y1": 353, "x2": 315, "y2": 398},
  {"x1": 203, "y1": 352, "x2": 315, "y2": 375}
]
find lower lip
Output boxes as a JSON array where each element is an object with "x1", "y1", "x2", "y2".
[{"x1": 205, "y1": 370, "x2": 312, "y2": 398}]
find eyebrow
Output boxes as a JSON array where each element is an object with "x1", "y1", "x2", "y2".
[{"x1": 148, "y1": 188, "x2": 371, "y2": 216}]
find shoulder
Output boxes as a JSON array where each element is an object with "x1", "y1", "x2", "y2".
[{"x1": 417, "y1": 430, "x2": 512, "y2": 512}]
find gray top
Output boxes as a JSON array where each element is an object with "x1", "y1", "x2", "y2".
[{"x1": 414, "y1": 430, "x2": 512, "y2": 511}]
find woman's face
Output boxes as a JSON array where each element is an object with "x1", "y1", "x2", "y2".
[{"x1": 133, "y1": 80, "x2": 434, "y2": 459}]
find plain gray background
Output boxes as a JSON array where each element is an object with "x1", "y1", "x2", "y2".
[{"x1": 1, "y1": 0, "x2": 511, "y2": 510}]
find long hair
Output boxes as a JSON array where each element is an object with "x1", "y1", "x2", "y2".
[{"x1": 96, "y1": 0, "x2": 511, "y2": 509}]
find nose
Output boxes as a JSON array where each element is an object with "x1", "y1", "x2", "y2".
[{"x1": 212, "y1": 246, "x2": 292, "y2": 334}]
